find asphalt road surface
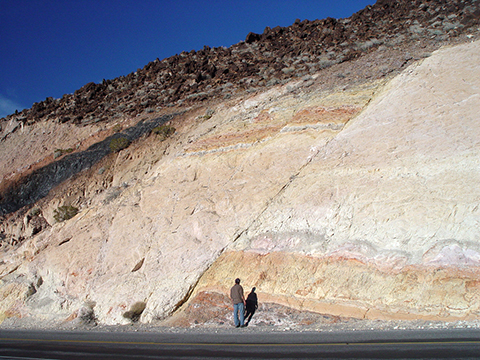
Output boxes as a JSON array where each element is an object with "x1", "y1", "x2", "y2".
[{"x1": 0, "y1": 328, "x2": 479, "y2": 359}]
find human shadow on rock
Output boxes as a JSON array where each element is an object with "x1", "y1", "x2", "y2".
[{"x1": 244, "y1": 287, "x2": 258, "y2": 326}]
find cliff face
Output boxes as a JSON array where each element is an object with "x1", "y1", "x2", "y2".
[
  {"x1": 0, "y1": 0, "x2": 479, "y2": 327},
  {"x1": 188, "y1": 40, "x2": 480, "y2": 323}
]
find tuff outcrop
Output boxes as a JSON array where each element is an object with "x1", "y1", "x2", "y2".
[
  {"x1": 0, "y1": 0, "x2": 479, "y2": 328},
  {"x1": 172, "y1": 39, "x2": 480, "y2": 325}
]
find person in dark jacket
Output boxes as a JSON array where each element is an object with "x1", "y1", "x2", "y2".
[{"x1": 244, "y1": 287, "x2": 258, "y2": 326}]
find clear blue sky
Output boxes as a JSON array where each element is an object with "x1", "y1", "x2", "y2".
[{"x1": 0, "y1": 0, "x2": 375, "y2": 118}]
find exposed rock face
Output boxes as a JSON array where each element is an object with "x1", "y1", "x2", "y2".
[
  {"x1": 181, "y1": 40, "x2": 480, "y2": 323},
  {"x1": 0, "y1": 1, "x2": 480, "y2": 328}
]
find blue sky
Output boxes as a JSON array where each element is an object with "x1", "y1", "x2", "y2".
[{"x1": 0, "y1": 0, "x2": 375, "y2": 118}]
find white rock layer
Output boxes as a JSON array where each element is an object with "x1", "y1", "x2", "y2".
[{"x1": 1, "y1": 40, "x2": 479, "y2": 325}]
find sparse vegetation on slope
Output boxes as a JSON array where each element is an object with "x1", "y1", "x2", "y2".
[
  {"x1": 109, "y1": 136, "x2": 131, "y2": 153},
  {"x1": 152, "y1": 124, "x2": 175, "y2": 140},
  {"x1": 0, "y1": 0, "x2": 479, "y2": 329},
  {"x1": 53, "y1": 205, "x2": 78, "y2": 222}
]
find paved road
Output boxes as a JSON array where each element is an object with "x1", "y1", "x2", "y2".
[{"x1": 0, "y1": 328, "x2": 479, "y2": 359}]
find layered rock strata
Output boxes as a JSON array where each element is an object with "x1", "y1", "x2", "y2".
[
  {"x1": 182, "y1": 39, "x2": 480, "y2": 323},
  {"x1": 1, "y1": 39, "x2": 479, "y2": 326}
]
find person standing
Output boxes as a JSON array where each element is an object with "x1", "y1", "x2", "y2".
[
  {"x1": 244, "y1": 287, "x2": 258, "y2": 326},
  {"x1": 230, "y1": 278, "x2": 246, "y2": 327}
]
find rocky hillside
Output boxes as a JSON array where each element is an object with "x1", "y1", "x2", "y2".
[
  {"x1": 2, "y1": 0, "x2": 479, "y2": 127},
  {"x1": 0, "y1": 0, "x2": 479, "y2": 328}
]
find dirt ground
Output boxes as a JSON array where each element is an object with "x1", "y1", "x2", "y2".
[{"x1": 2, "y1": 290, "x2": 479, "y2": 335}]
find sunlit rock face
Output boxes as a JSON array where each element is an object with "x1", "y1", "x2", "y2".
[
  {"x1": 1, "y1": 39, "x2": 480, "y2": 327},
  {"x1": 179, "y1": 40, "x2": 480, "y2": 323},
  {"x1": 233, "y1": 40, "x2": 480, "y2": 266}
]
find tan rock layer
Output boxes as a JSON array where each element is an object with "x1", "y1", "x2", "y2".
[
  {"x1": 185, "y1": 105, "x2": 361, "y2": 153},
  {"x1": 192, "y1": 251, "x2": 480, "y2": 321}
]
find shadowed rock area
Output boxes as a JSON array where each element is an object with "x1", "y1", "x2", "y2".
[{"x1": 0, "y1": 113, "x2": 176, "y2": 215}]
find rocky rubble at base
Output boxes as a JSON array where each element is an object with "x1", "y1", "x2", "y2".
[
  {"x1": 1, "y1": 278, "x2": 479, "y2": 334},
  {"x1": 1, "y1": 305, "x2": 480, "y2": 335}
]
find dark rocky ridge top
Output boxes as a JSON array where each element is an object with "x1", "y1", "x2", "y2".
[{"x1": 1, "y1": 0, "x2": 479, "y2": 127}]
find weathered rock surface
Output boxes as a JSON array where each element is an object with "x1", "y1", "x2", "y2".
[
  {"x1": 1, "y1": 0, "x2": 480, "y2": 328},
  {"x1": 177, "y1": 39, "x2": 480, "y2": 324},
  {"x1": 1, "y1": 39, "x2": 479, "y2": 327}
]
